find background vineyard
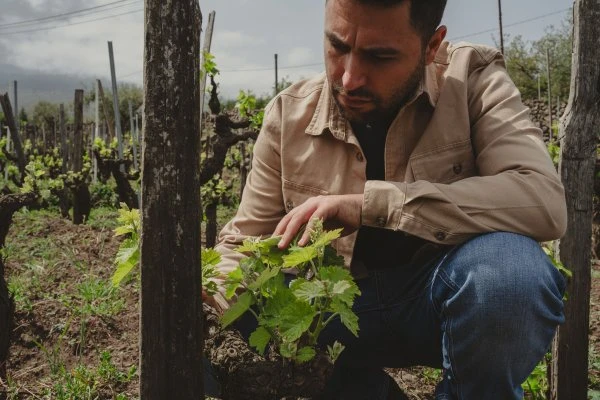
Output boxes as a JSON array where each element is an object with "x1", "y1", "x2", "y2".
[{"x1": 0, "y1": 12, "x2": 599, "y2": 399}]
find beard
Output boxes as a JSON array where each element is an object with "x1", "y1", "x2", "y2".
[{"x1": 331, "y1": 53, "x2": 426, "y2": 127}]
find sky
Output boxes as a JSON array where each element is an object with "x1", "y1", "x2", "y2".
[{"x1": 0, "y1": 0, "x2": 573, "y2": 100}]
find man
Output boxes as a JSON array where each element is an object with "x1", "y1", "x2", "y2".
[{"x1": 208, "y1": 0, "x2": 567, "y2": 398}]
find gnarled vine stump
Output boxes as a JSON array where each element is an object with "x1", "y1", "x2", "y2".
[{"x1": 203, "y1": 305, "x2": 334, "y2": 400}]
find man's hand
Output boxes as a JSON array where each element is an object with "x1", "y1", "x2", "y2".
[{"x1": 273, "y1": 194, "x2": 363, "y2": 249}]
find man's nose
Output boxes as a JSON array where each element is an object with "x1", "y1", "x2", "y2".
[{"x1": 341, "y1": 55, "x2": 367, "y2": 92}]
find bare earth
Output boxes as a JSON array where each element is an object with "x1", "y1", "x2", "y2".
[{"x1": 2, "y1": 210, "x2": 599, "y2": 399}]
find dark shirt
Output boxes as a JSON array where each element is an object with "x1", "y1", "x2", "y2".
[{"x1": 351, "y1": 122, "x2": 433, "y2": 269}]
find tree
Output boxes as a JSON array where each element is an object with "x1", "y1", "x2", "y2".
[
  {"x1": 504, "y1": 36, "x2": 540, "y2": 99},
  {"x1": 18, "y1": 108, "x2": 28, "y2": 123},
  {"x1": 504, "y1": 13, "x2": 572, "y2": 100},
  {"x1": 85, "y1": 82, "x2": 143, "y2": 136},
  {"x1": 31, "y1": 101, "x2": 59, "y2": 129},
  {"x1": 551, "y1": 0, "x2": 599, "y2": 398}
]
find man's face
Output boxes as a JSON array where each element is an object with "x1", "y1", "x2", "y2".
[{"x1": 324, "y1": 0, "x2": 434, "y2": 126}]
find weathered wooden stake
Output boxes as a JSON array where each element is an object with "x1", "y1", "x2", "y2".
[
  {"x1": 0, "y1": 93, "x2": 25, "y2": 179},
  {"x1": 141, "y1": 0, "x2": 203, "y2": 398},
  {"x1": 546, "y1": 48, "x2": 553, "y2": 139},
  {"x1": 108, "y1": 41, "x2": 125, "y2": 170},
  {"x1": 71, "y1": 89, "x2": 90, "y2": 225},
  {"x1": 551, "y1": 0, "x2": 599, "y2": 398}
]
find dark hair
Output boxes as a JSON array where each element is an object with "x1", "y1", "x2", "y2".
[{"x1": 355, "y1": 0, "x2": 447, "y2": 40}]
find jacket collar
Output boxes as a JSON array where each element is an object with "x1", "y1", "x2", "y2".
[{"x1": 305, "y1": 42, "x2": 448, "y2": 140}]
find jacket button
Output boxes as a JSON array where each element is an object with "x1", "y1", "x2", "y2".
[
  {"x1": 376, "y1": 216, "x2": 386, "y2": 227},
  {"x1": 434, "y1": 231, "x2": 447, "y2": 241},
  {"x1": 453, "y1": 163, "x2": 462, "y2": 175},
  {"x1": 356, "y1": 152, "x2": 364, "y2": 162},
  {"x1": 286, "y1": 200, "x2": 294, "y2": 210}
]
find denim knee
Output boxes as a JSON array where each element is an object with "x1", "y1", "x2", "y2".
[{"x1": 430, "y1": 232, "x2": 566, "y2": 399}]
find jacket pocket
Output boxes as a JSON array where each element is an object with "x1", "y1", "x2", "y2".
[
  {"x1": 282, "y1": 179, "x2": 329, "y2": 213},
  {"x1": 410, "y1": 140, "x2": 476, "y2": 184}
]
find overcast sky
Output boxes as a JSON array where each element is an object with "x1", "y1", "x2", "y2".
[{"x1": 0, "y1": 0, "x2": 572, "y2": 100}]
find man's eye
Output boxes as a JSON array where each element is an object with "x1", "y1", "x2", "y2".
[
  {"x1": 369, "y1": 54, "x2": 395, "y2": 61},
  {"x1": 330, "y1": 42, "x2": 348, "y2": 53}
]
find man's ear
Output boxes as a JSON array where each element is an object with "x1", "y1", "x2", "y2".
[{"x1": 425, "y1": 25, "x2": 447, "y2": 65}]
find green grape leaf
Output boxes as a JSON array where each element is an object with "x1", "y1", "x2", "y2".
[
  {"x1": 295, "y1": 346, "x2": 317, "y2": 363},
  {"x1": 292, "y1": 280, "x2": 326, "y2": 303},
  {"x1": 263, "y1": 287, "x2": 295, "y2": 320},
  {"x1": 224, "y1": 267, "x2": 244, "y2": 299},
  {"x1": 111, "y1": 239, "x2": 140, "y2": 287},
  {"x1": 311, "y1": 228, "x2": 343, "y2": 248},
  {"x1": 248, "y1": 267, "x2": 281, "y2": 291},
  {"x1": 331, "y1": 299, "x2": 359, "y2": 337},
  {"x1": 327, "y1": 341, "x2": 345, "y2": 363},
  {"x1": 249, "y1": 326, "x2": 271, "y2": 355},
  {"x1": 279, "y1": 301, "x2": 316, "y2": 342},
  {"x1": 282, "y1": 246, "x2": 318, "y2": 268},
  {"x1": 221, "y1": 291, "x2": 254, "y2": 328},
  {"x1": 279, "y1": 341, "x2": 297, "y2": 360},
  {"x1": 201, "y1": 248, "x2": 222, "y2": 267}
]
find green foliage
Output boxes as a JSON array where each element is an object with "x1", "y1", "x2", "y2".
[
  {"x1": 201, "y1": 248, "x2": 221, "y2": 296},
  {"x1": 21, "y1": 158, "x2": 64, "y2": 200},
  {"x1": 111, "y1": 204, "x2": 141, "y2": 287},
  {"x1": 90, "y1": 181, "x2": 119, "y2": 207},
  {"x1": 222, "y1": 219, "x2": 360, "y2": 364},
  {"x1": 236, "y1": 90, "x2": 265, "y2": 130},
  {"x1": 201, "y1": 174, "x2": 235, "y2": 206},
  {"x1": 18, "y1": 107, "x2": 28, "y2": 123},
  {"x1": 110, "y1": 204, "x2": 222, "y2": 295},
  {"x1": 202, "y1": 51, "x2": 220, "y2": 78},
  {"x1": 31, "y1": 101, "x2": 60, "y2": 128},
  {"x1": 522, "y1": 354, "x2": 549, "y2": 399},
  {"x1": 93, "y1": 137, "x2": 118, "y2": 159},
  {"x1": 504, "y1": 13, "x2": 572, "y2": 101},
  {"x1": 42, "y1": 351, "x2": 136, "y2": 400},
  {"x1": 0, "y1": 137, "x2": 7, "y2": 163},
  {"x1": 547, "y1": 140, "x2": 561, "y2": 168}
]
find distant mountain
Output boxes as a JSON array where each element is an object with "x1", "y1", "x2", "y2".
[{"x1": 0, "y1": 63, "x2": 107, "y2": 113}]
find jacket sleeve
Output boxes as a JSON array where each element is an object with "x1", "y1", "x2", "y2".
[
  {"x1": 210, "y1": 98, "x2": 285, "y2": 310},
  {"x1": 361, "y1": 56, "x2": 567, "y2": 245}
]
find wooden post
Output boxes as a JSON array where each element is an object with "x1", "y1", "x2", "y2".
[
  {"x1": 59, "y1": 104, "x2": 68, "y2": 173},
  {"x1": 97, "y1": 80, "x2": 115, "y2": 142},
  {"x1": 141, "y1": 0, "x2": 203, "y2": 398},
  {"x1": 551, "y1": 0, "x2": 599, "y2": 398},
  {"x1": 199, "y1": 11, "x2": 216, "y2": 122},
  {"x1": 128, "y1": 100, "x2": 138, "y2": 170},
  {"x1": 546, "y1": 48, "x2": 553, "y2": 139},
  {"x1": 13, "y1": 81, "x2": 18, "y2": 127},
  {"x1": 93, "y1": 80, "x2": 100, "y2": 183},
  {"x1": 274, "y1": 53, "x2": 279, "y2": 95},
  {"x1": 72, "y1": 89, "x2": 91, "y2": 225},
  {"x1": 0, "y1": 93, "x2": 26, "y2": 179},
  {"x1": 497, "y1": 0, "x2": 504, "y2": 54},
  {"x1": 108, "y1": 41, "x2": 125, "y2": 171}
]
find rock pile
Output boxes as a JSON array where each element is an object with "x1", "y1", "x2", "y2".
[{"x1": 523, "y1": 98, "x2": 567, "y2": 141}]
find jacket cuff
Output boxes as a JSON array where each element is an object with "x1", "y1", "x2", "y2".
[{"x1": 361, "y1": 180, "x2": 407, "y2": 230}]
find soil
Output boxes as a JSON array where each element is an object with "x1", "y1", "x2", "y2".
[{"x1": 1, "y1": 210, "x2": 599, "y2": 399}]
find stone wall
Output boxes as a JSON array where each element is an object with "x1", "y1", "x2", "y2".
[{"x1": 523, "y1": 98, "x2": 567, "y2": 140}]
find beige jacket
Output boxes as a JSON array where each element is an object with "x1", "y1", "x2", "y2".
[{"x1": 213, "y1": 41, "x2": 567, "y2": 309}]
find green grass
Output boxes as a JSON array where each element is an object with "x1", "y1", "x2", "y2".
[
  {"x1": 41, "y1": 351, "x2": 137, "y2": 400},
  {"x1": 87, "y1": 206, "x2": 120, "y2": 230}
]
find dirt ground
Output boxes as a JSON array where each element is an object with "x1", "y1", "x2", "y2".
[{"x1": 1, "y1": 209, "x2": 599, "y2": 399}]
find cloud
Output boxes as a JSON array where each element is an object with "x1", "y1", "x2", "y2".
[
  {"x1": 213, "y1": 30, "x2": 264, "y2": 49},
  {"x1": 0, "y1": 6, "x2": 144, "y2": 86},
  {"x1": 284, "y1": 46, "x2": 318, "y2": 66}
]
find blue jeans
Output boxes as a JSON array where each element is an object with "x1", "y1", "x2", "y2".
[{"x1": 313, "y1": 232, "x2": 566, "y2": 400}]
